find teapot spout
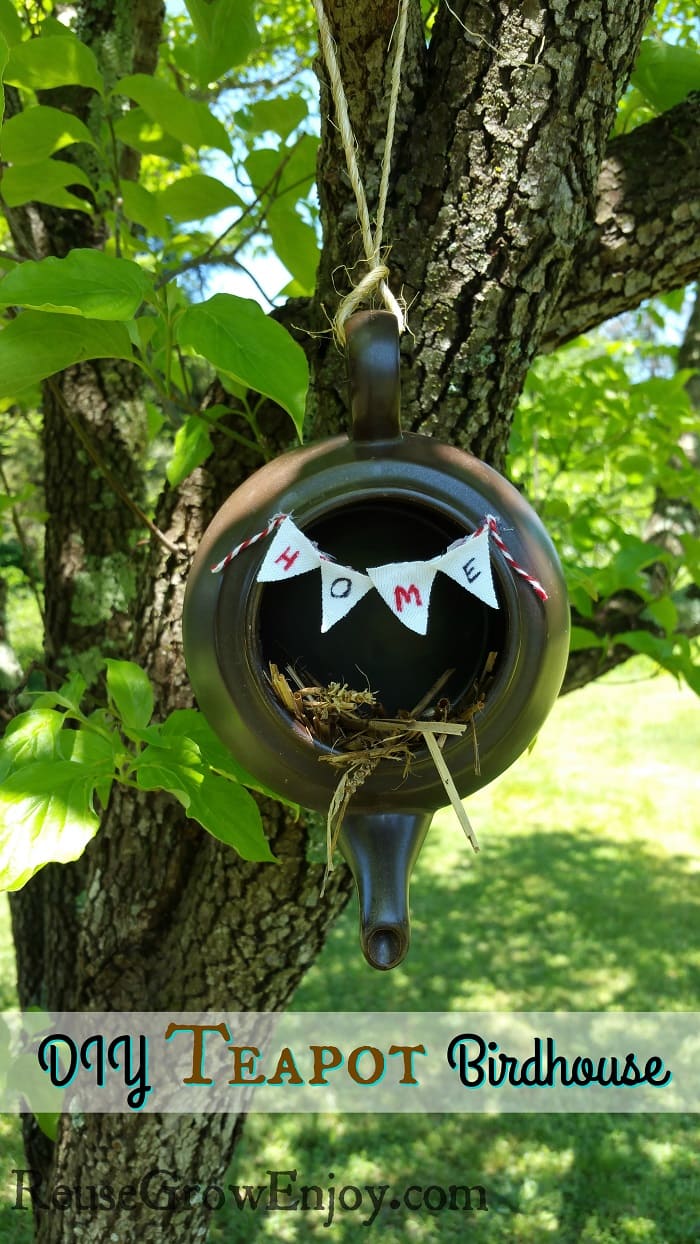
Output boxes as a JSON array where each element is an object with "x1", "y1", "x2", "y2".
[{"x1": 338, "y1": 812, "x2": 432, "y2": 970}]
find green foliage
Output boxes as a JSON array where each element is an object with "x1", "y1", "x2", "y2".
[
  {"x1": 0, "y1": 250, "x2": 152, "y2": 319},
  {"x1": 158, "y1": 173, "x2": 244, "y2": 223},
  {"x1": 0, "y1": 312, "x2": 134, "y2": 395},
  {"x1": 1, "y1": 158, "x2": 93, "y2": 212},
  {"x1": 177, "y1": 293, "x2": 309, "y2": 437},
  {"x1": 0, "y1": 105, "x2": 95, "y2": 164},
  {"x1": 0, "y1": 2, "x2": 314, "y2": 479},
  {"x1": 5, "y1": 33, "x2": 104, "y2": 94},
  {"x1": 182, "y1": 0, "x2": 259, "y2": 83},
  {"x1": 510, "y1": 333, "x2": 700, "y2": 692},
  {"x1": 0, "y1": 0, "x2": 21, "y2": 47},
  {"x1": 631, "y1": 37, "x2": 700, "y2": 113},
  {"x1": 115, "y1": 74, "x2": 231, "y2": 154},
  {"x1": 0, "y1": 661, "x2": 275, "y2": 893},
  {"x1": 0, "y1": 32, "x2": 7, "y2": 126},
  {"x1": 166, "y1": 414, "x2": 213, "y2": 486}
]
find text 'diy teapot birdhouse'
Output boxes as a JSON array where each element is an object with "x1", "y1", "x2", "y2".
[{"x1": 182, "y1": 311, "x2": 570, "y2": 970}]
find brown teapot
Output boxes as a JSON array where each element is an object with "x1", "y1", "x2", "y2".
[{"x1": 183, "y1": 311, "x2": 570, "y2": 970}]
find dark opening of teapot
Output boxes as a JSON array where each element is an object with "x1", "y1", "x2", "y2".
[{"x1": 247, "y1": 497, "x2": 507, "y2": 717}]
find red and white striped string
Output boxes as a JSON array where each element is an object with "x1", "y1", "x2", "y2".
[
  {"x1": 210, "y1": 510, "x2": 548, "y2": 601},
  {"x1": 479, "y1": 515, "x2": 548, "y2": 601},
  {"x1": 209, "y1": 513, "x2": 289, "y2": 574}
]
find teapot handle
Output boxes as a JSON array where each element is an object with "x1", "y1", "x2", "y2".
[{"x1": 345, "y1": 310, "x2": 402, "y2": 442}]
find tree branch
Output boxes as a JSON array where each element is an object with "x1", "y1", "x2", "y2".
[{"x1": 544, "y1": 95, "x2": 700, "y2": 351}]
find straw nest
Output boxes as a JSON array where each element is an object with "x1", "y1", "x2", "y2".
[{"x1": 268, "y1": 653, "x2": 498, "y2": 886}]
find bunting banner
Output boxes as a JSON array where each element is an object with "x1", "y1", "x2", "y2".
[
  {"x1": 256, "y1": 515, "x2": 323, "y2": 582},
  {"x1": 211, "y1": 513, "x2": 548, "y2": 634},
  {"x1": 320, "y1": 560, "x2": 373, "y2": 633},
  {"x1": 366, "y1": 560, "x2": 438, "y2": 636},
  {"x1": 433, "y1": 525, "x2": 498, "y2": 609}
]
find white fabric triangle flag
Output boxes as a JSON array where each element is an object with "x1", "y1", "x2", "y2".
[
  {"x1": 320, "y1": 560, "x2": 373, "y2": 632},
  {"x1": 432, "y1": 526, "x2": 498, "y2": 608},
  {"x1": 366, "y1": 560, "x2": 438, "y2": 635},
  {"x1": 256, "y1": 516, "x2": 322, "y2": 582}
]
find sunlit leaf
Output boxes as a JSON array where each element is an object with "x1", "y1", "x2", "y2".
[
  {"x1": 240, "y1": 93, "x2": 307, "y2": 140},
  {"x1": 1, "y1": 159, "x2": 93, "y2": 213},
  {"x1": 0, "y1": 106, "x2": 95, "y2": 165},
  {"x1": 0, "y1": 0, "x2": 22, "y2": 47},
  {"x1": 105, "y1": 660, "x2": 154, "y2": 733},
  {"x1": 176, "y1": 294, "x2": 308, "y2": 438},
  {"x1": 133, "y1": 740, "x2": 275, "y2": 861},
  {"x1": 166, "y1": 415, "x2": 213, "y2": 486},
  {"x1": 0, "y1": 710, "x2": 64, "y2": 781},
  {"x1": 0, "y1": 312, "x2": 134, "y2": 396},
  {"x1": 119, "y1": 181, "x2": 167, "y2": 236},
  {"x1": 161, "y1": 708, "x2": 299, "y2": 807},
  {"x1": 0, "y1": 250, "x2": 152, "y2": 320},
  {"x1": 185, "y1": 0, "x2": 259, "y2": 82},
  {"x1": 0, "y1": 761, "x2": 101, "y2": 892},
  {"x1": 115, "y1": 74, "x2": 231, "y2": 154},
  {"x1": 6, "y1": 34, "x2": 104, "y2": 94},
  {"x1": 631, "y1": 38, "x2": 700, "y2": 113},
  {"x1": 113, "y1": 108, "x2": 185, "y2": 160},
  {"x1": 185, "y1": 769, "x2": 274, "y2": 862},
  {"x1": 267, "y1": 202, "x2": 319, "y2": 295},
  {"x1": 158, "y1": 173, "x2": 243, "y2": 223}
]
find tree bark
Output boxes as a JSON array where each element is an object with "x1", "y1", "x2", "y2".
[
  {"x1": 9, "y1": 2, "x2": 695, "y2": 1241},
  {"x1": 543, "y1": 95, "x2": 700, "y2": 351}
]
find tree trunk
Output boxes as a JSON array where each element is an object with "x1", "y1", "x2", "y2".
[{"x1": 7, "y1": 1, "x2": 675, "y2": 1240}]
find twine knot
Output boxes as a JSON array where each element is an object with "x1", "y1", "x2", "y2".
[{"x1": 312, "y1": 0, "x2": 409, "y2": 345}]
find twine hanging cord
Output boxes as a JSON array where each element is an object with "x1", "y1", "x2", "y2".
[{"x1": 312, "y1": 0, "x2": 409, "y2": 343}]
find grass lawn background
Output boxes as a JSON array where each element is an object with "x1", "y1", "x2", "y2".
[{"x1": 0, "y1": 658, "x2": 697, "y2": 1241}]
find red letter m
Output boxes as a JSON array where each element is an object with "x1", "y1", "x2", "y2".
[{"x1": 394, "y1": 584, "x2": 422, "y2": 613}]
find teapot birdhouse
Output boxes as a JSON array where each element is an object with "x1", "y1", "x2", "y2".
[{"x1": 182, "y1": 311, "x2": 570, "y2": 969}]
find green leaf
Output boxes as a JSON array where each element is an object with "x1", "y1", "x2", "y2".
[
  {"x1": 166, "y1": 415, "x2": 213, "y2": 487},
  {"x1": 186, "y1": 768, "x2": 274, "y2": 861},
  {"x1": 113, "y1": 107, "x2": 185, "y2": 160},
  {"x1": 0, "y1": 761, "x2": 100, "y2": 892},
  {"x1": 6, "y1": 34, "x2": 104, "y2": 95},
  {"x1": 568, "y1": 626, "x2": 604, "y2": 653},
  {"x1": 0, "y1": 250, "x2": 152, "y2": 320},
  {"x1": 641, "y1": 596, "x2": 678, "y2": 636},
  {"x1": 176, "y1": 294, "x2": 308, "y2": 438},
  {"x1": 134, "y1": 738, "x2": 275, "y2": 861},
  {"x1": 631, "y1": 38, "x2": 700, "y2": 114},
  {"x1": 185, "y1": 0, "x2": 259, "y2": 82},
  {"x1": 1, "y1": 158, "x2": 93, "y2": 213},
  {"x1": 0, "y1": 32, "x2": 8, "y2": 127},
  {"x1": 119, "y1": 182, "x2": 167, "y2": 236},
  {"x1": 0, "y1": 0, "x2": 22, "y2": 47},
  {"x1": 0, "y1": 710, "x2": 64, "y2": 780},
  {"x1": 0, "y1": 312, "x2": 134, "y2": 397},
  {"x1": 267, "y1": 202, "x2": 319, "y2": 295},
  {"x1": 31, "y1": 671, "x2": 87, "y2": 714},
  {"x1": 132, "y1": 742, "x2": 198, "y2": 804},
  {"x1": 158, "y1": 173, "x2": 243, "y2": 223},
  {"x1": 617, "y1": 451, "x2": 652, "y2": 480},
  {"x1": 115, "y1": 74, "x2": 231, "y2": 154},
  {"x1": 105, "y1": 659, "x2": 154, "y2": 733},
  {"x1": 35, "y1": 1112, "x2": 61, "y2": 1142},
  {"x1": 615, "y1": 630, "x2": 700, "y2": 694},
  {"x1": 241, "y1": 94, "x2": 308, "y2": 140},
  {"x1": 0, "y1": 106, "x2": 95, "y2": 165},
  {"x1": 57, "y1": 727, "x2": 118, "y2": 771},
  {"x1": 245, "y1": 133, "x2": 318, "y2": 203},
  {"x1": 161, "y1": 708, "x2": 298, "y2": 807}
]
